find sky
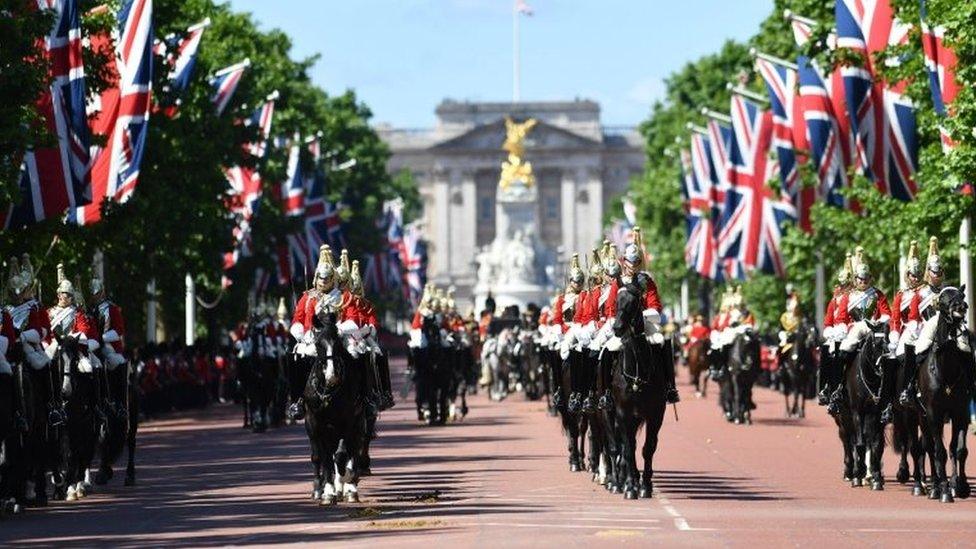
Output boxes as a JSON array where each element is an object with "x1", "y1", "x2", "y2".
[{"x1": 226, "y1": 0, "x2": 773, "y2": 128}]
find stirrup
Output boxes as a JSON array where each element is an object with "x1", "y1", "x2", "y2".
[
  {"x1": 48, "y1": 406, "x2": 66, "y2": 427},
  {"x1": 880, "y1": 403, "x2": 893, "y2": 425},
  {"x1": 817, "y1": 387, "x2": 831, "y2": 406},
  {"x1": 597, "y1": 391, "x2": 613, "y2": 411},
  {"x1": 287, "y1": 401, "x2": 305, "y2": 421},
  {"x1": 898, "y1": 388, "x2": 915, "y2": 408}
]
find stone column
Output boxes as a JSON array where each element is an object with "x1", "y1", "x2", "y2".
[
  {"x1": 432, "y1": 167, "x2": 451, "y2": 280},
  {"x1": 560, "y1": 171, "x2": 577, "y2": 252}
]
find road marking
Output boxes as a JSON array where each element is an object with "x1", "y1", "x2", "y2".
[
  {"x1": 450, "y1": 521, "x2": 661, "y2": 531},
  {"x1": 657, "y1": 495, "x2": 715, "y2": 532}
]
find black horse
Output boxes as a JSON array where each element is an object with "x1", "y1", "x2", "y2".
[
  {"x1": 59, "y1": 336, "x2": 99, "y2": 501},
  {"x1": 609, "y1": 274, "x2": 668, "y2": 500},
  {"x1": 726, "y1": 330, "x2": 760, "y2": 425},
  {"x1": 93, "y1": 358, "x2": 138, "y2": 487},
  {"x1": 778, "y1": 320, "x2": 817, "y2": 419},
  {"x1": 304, "y1": 314, "x2": 367, "y2": 505},
  {"x1": 556, "y1": 349, "x2": 587, "y2": 472},
  {"x1": 915, "y1": 286, "x2": 972, "y2": 502},
  {"x1": 843, "y1": 318, "x2": 889, "y2": 490},
  {"x1": 414, "y1": 316, "x2": 451, "y2": 425}
]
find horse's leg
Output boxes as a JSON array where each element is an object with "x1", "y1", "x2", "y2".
[
  {"x1": 926, "y1": 414, "x2": 951, "y2": 501},
  {"x1": 952, "y1": 413, "x2": 970, "y2": 499},
  {"x1": 910, "y1": 416, "x2": 926, "y2": 496},
  {"x1": 640, "y1": 407, "x2": 665, "y2": 498},
  {"x1": 868, "y1": 417, "x2": 885, "y2": 490},
  {"x1": 320, "y1": 431, "x2": 340, "y2": 505},
  {"x1": 623, "y1": 418, "x2": 640, "y2": 499}
]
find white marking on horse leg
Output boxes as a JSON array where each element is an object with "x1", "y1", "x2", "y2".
[{"x1": 66, "y1": 485, "x2": 77, "y2": 502}]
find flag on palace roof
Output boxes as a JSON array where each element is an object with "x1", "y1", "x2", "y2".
[
  {"x1": 835, "y1": 0, "x2": 918, "y2": 201},
  {"x1": 210, "y1": 58, "x2": 249, "y2": 116},
  {"x1": 716, "y1": 95, "x2": 795, "y2": 277},
  {"x1": 71, "y1": 0, "x2": 154, "y2": 226},
  {"x1": 3, "y1": 0, "x2": 91, "y2": 230}
]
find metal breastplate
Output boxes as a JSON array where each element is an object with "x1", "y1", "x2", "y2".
[{"x1": 50, "y1": 306, "x2": 77, "y2": 337}]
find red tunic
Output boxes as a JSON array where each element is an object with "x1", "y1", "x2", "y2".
[
  {"x1": 93, "y1": 300, "x2": 126, "y2": 353},
  {"x1": 1, "y1": 311, "x2": 15, "y2": 361},
  {"x1": 600, "y1": 280, "x2": 620, "y2": 324},
  {"x1": 342, "y1": 292, "x2": 378, "y2": 329},
  {"x1": 642, "y1": 275, "x2": 663, "y2": 312},
  {"x1": 889, "y1": 288, "x2": 922, "y2": 333},
  {"x1": 846, "y1": 287, "x2": 891, "y2": 322},
  {"x1": 45, "y1": 306, "x2": 97, "y2": 342},
  {"x1": 824, "y1": 289, "x2": 851, "y2": 328},
  {"x1": 689, "y1": 324, "x2": 709, "y2": 340}
]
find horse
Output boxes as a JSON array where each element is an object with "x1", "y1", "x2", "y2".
[
  {"x1": 726, "y1": 329, "x2": 760, "y2": 425},
  {"x1": 0, "y1": 356, "x2": 30, "y2": 514},
  {"x1": 609, "y1": 275, "x2": 668, "y2": 500},
  {"x1": 515, "y1": 328, "x2": 546, "y2": 401},
  {"x1": 93, "y1": 356, "x2": 138, "y2": 487},
  {"x1": 556, "y1": 349, "x2": 587, "y2": 472},
  {"x1": 843, "y1": 317, "x2": 889, "y2": 490},
  {"x1": 414, "y1": 316, "x2": 451, "y2": 424},
  {"x1": 778, "y1": 320, "x2": 817, "y2": 418},
  {"x1": 58, "y1": 336, "x2": 99, "y2": 501},
  {"x1": 915, "y1": 286, "x2": 972, "y2": 502},
  {"x1": 685, "y1": 338, "x2": 709, "y2": 398},
  {"x1": 304, "y1": 314, "x2": 367, "y2": 505},
  {"x1": 892, "y1": 399, "x2": 926, "y2": 496}
]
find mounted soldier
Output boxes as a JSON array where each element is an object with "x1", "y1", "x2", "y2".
[
  {"x1": 89, "y1": 267, "x2": 128, "y2": 419},
  {"x1": 819, "y1": 252, "x2": 853, "y2": 406},
  {"x1": 888, "y1": 240, "x2": 925, "y2": 413},
  {"x1": 338, "y1": 259, "x2": 393, "y2": 410},
  {"x1": 287, "y1": 245, "x2": 344, "y2": 421},
  {"x1": 830, "y1": 247, "x2": 891, "y2": 416},
  {"x1": 45, "y1": 265, "x2": 102, "y2": 418},
  {"x1": 555, "y1": 253, "x2": 587, "y2": 411}
]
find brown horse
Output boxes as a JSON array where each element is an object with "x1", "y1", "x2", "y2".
[{"x1": 686, "y1": 339, "x2": 709, "y2": 398}]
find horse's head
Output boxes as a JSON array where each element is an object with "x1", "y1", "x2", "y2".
[
  {"x1": 730, "y1": 330, "x2": 758, "y2": 370},
  {"x1": 938, "y1": 285, "x2": 967, "y2": 324}
]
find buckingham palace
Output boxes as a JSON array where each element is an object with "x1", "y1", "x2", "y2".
[{"x1": 377, "y1": 99, "x2": 645, "y2": 304}]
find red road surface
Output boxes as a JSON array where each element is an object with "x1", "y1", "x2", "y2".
[{"x1": 2, "y1": 358, "x2": 974, "y2": 547}]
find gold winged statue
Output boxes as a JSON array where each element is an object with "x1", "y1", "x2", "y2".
[{"x1": 499, "y1": 116, "x2": 537, "y2": 191}]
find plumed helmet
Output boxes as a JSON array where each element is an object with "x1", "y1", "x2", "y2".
[
  {"x1": 336, "y1": 249, "x2": 351, "y2": 286},
  {"x1": 925, "y1": 236, "x2": 942, "y2": 283},
  {"x1": 601, "y1": 240, "x2": 621, "y2": 277},
  {"x1": 588, "y1": 248, "x2": 604, "y2": 280},
  {"x1": 349, "y1": 259, "x2": 364, "y2": 296},
  {"x1": 90, "y1": 259, "x2": 105, "y2": 297},
  {"x1": 7, "y1": 257, "x2": 27, "y2": 297},
  {"x1": 623, "y1": 227, "x2": 644, "y2": 266},
  {"x1": 56, "y1": 263, "x2": 74, "y2": 295},
  {"x1": 446, "y1": 287, "x2": 457, "y2": 311},
  {"x1": 837, "y1": 252, "x2": 853, "y2": 286},
  {"x1": 732, "y1": 286, "x2": 743, "y2": 308},
  {"x1": 277, "y1": 297, "x2": 288, "y2": 319},
  {"x1": 905, "y1": 240, "x2": 922, "y2": 279},
  {"x1": 852, "y1": 246, "x2": 870, "y2": 280},
  {"x1": 568, "y1": 253, "x2": 584, "y2": 285},
  {"x1": 315, "y1": 245, "x2": 335, "y2": 281},
  {"x1": 73, "y1": 275, "x2": 85, "y2": 307}
]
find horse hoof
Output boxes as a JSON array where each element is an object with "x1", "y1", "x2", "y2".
[
  {"x1": 929, "y1": 487, "x2": 941, "y2": 500},
  {"x1": 609, "y1": 484, "x2": 621, "y2": 494},
  {"x1": 954, "y1": 480, "x2": 971, "y2": 499},
  {"x1": 941, "y1": 491, "x2": 954, "y2": 504},
  {"x1": 320, "y1": 495, "x2": 338, "y2": 506},
  {"x1": 896, "y1": 467, "x2": 910, "y2": 484},
  {"x1": 912, "y1": 485, "x2": 925, "y2": 497},
  {"x1": 569, "y1": 463, "x2": 581, "y2": 473},
  {"x1": 639, "y1": 487, "x2": 652, "y2": 498},
  {"x1": 871, "y1": 481, "x2": 884, "y2": 491},
  {"x1": 624, "y1": 490, "x2": 638, "y2": 500},
  {"x1": 345, "y1": 492, "x2": 360, "y2": 503},
  {"x1": 312, "y1": 489, "x2": 322, "y2": 500},
  {"x1": 850, "y1": 478, "x2": 862, "y2": 488}
]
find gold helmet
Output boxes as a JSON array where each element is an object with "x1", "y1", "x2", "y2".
[
  {"x1": 588, "y1": 248, "x2": 604, "y2": 282},
  {"x1": 446, "y1": 287, "x2": 457, "y2": 312},
  {"x1": 601, "y1": 239, "x2": 621, "y2": 277},
  {"x1": 732, "y1": 286, "x2": 744, "y2": 309},
  {"x1": 56, "y1": 263, "x2": 74, "y2": 296},
  {"x1": 568, "y1": 253, "x2": 584, "y2": 286},
  {"x1": 7, "y1": 256, "x2": 26, "y2": 297},
  {"x1": 836, "y1": 251, "x2": 853, "y2": 286},
  {"x1": 719, "y1": 286, "x2": 733, "y2": 312},
  {"x1": 336, "y1": 249, "x2": 351, "y2": 287},
  {"x1": 349, "y1": 259, "x2": 364, "y2": 296},
  {"x1": 905, "y1": 240, "x2": 922, "y2": 282},
  {"x1": 624, "y1": 226, "x2": 644, "y2": 267},
  {"x1": 315, "y1": 245, "x2": 335, "y2": 282},
  {"x1": 925, "y1": 236, "x2": 942, "y2": 284},
  {"x1": 90, "y1": 259, "x2": 105, "y2": 297},
  {"x1": 73, "y1": 275, "x2": 85, "y2": 308},
  {"x1": 852, "y1": 246, "x2": 870, "y2": 281}
]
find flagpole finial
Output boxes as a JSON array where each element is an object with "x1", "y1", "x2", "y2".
[
  {"x1": 783, "y1": 9, "x2": 792, "y2": 20},
  {"x1": 748, "y1": 47, "x2": 757, "y2": 57}
]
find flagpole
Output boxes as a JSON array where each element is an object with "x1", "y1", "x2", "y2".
[
  {"x1": 185, "y1": 273, "x2": 195, "y2": 347},
  {"x1": 815, "y1": 255, "x2": 825, "y2": 330},
  {"x1": 513, "y1": 0, "x2": 520, "y2": 103},
  {"x1": 961, "y1": 216, "x2": 974, "y2": 327}
]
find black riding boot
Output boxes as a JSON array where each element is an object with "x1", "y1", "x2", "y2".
[
  {"x1": 826, "y1": 350, "x2": 849, "y2": 416},
  {"x1": 581, "y1": 352, "x2": 598, "y2": 413},
  {"x1": 662, "y1": 344, "x2": 680, "y2": 404},
  {"x1": 376, "y1": 354, "x2": 395, "y2": 410},
  {"x1": 567, "y1": 353, "x2": 582, "y2": 413},
  {"x1": 597, "y1": 352, "x2": 613, "y2": 411},
  {"x1": 817, "y1": 345, "x2": 832, "y2": 405},
  {"x1": 879, "y1": 356, "x2": 896, "y2": 425},
  {"x1": 899, "y1": 345, "x2": 917, "y2": 408},
  {"x1": 550, "y1": 353, "x2": 564, "y2": 408}
]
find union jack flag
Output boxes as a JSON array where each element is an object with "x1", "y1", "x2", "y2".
[
  {"x1": 920, "y1": 0, "x2": 960, "y2": 152},
  {"x1": 71, "y1": 0, "x2": 153, "y2": 226},
  {"x1": 797, "y1": 55, "x2": 849, "y2": 209},
  {"x1": 243, "y1": 93, "x2": 276, "y2": 158},
  {"x1": 401, "y1": 222, "x2": 428, "y2": 305},
  {"x1": 704, "y1": 118, "x2": 744, "y2": 279},
  {"x1": 755, "y1": 56, "x2": 815, "y2": 232},
  {"x1": 717, "y1": 96, "x2": 796, "y2": 277},
  {"x1": 680, "y1": 136, "x2": 721, "y2": 280},
  {"x1": 4, "y1": 0, "x2": 91, "y2": 229},
  {"x1": 835, "y1": 0, "x2": 918, "y2": 201},
  {"x1": 154, "y1": 17, "x2": 209, "y2": 117},
  {"x1": 365, "y1": 251, "x2": 401, "y2": 295},
  {"x1": 210, "y1": 59, "x2": 249, "y2": 116},
  {"x1": 279, "y1": 134, "x2": 305, "y2": 216}
]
